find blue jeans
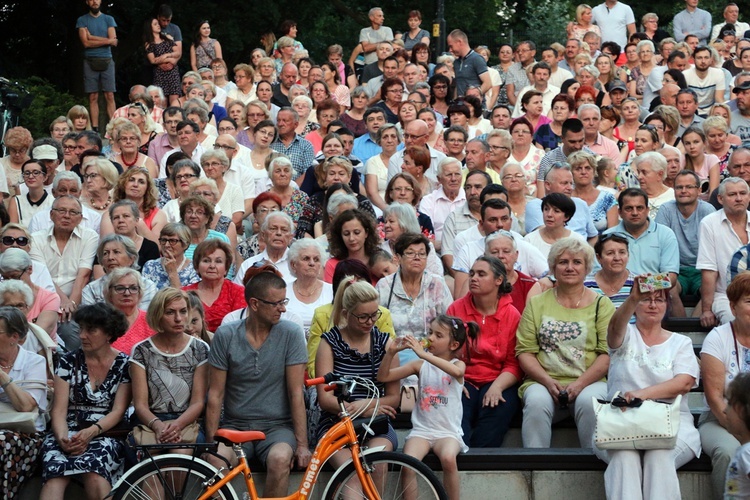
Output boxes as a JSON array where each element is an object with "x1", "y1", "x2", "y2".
[{"x1": 461, "y1": 383, "x2": 519, "y2": 447}]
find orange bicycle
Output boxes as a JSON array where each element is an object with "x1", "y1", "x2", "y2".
[{"x1": 109, "y1": 373, "x2": 447, "y2": 499}]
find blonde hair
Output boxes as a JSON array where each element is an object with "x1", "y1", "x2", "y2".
[
  {"x1": 147, "y1": 288, "x2": 191, "y2": 332},
  {"x1": 331, "y1": 277, "x2": 379, "y2": 329}
]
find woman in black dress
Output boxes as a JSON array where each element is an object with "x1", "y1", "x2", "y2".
[{"x1": 144, "y1": 18, "x2": 180, "y2": 107}]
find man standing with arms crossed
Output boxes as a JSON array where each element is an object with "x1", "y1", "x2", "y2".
[{"x1": 76, "y1": 0, "x2": 117, "y2": 131}]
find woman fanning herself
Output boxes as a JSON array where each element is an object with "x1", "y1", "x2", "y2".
[
  {"x1": 378, "y1": 315, "x2": 472, "y2": 500},
  {"x1": 315, "y1": 279, "x2": 401, "y2": 469},
  {"x1": 595, "y1": 279, "x2": 699, "y2": 500},
  {"x1": 447, "y1": 256, "x2": 522, "y2": 448}
]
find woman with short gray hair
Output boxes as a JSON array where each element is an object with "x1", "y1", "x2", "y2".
[
  {"x1": 286, "y1": 239, "x2": 332, "y2": 335},
  {"x1": 381, "y1": 202, "x2": 443, "y2": 277},
  {"x1": 632, "y1": 151, "x2": 674, "y2": 219},
  {"x1": 104, "y1": 267, "x2": 155, "y2": 355},
  {"x1": 628, "y1": 40, "x2": 656, "y2": 103},
  {"x1": 340, "y1": 85, "x2": 369, "y2": 137},
  {"x1": 83, "y1": 234, "x2": 158, "y2": 311}
]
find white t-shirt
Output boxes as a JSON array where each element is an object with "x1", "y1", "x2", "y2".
[
  {"x1": 701, "y1": 322, "x2": 747, "y2": 397},
  {"x1": 523, "y1": 228, "x2": 586, "y2": 259},
  {"x1": 285, "y1": 280, "x2": 333, "y2": 334},
  {"x1": 591, "y1": 1, "x2": 636, "y2": 48},
  {"x1": 683, "y1": 67, "x2": 725, "y2": 112}
]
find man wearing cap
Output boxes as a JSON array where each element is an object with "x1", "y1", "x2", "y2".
[
  {"x1": 731, "y1": 80, "x2": 750, "y2": 143},
  {"x1": 607, "y1": 80, "x2": 629, "y2": 111},
  {"x1": 29, "y1": 143, "x2": 61, "y2": 195}
]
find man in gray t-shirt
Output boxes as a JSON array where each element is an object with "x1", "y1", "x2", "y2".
[{"x1": 206, "y1": 273, "x2": 309, "y2": 497}]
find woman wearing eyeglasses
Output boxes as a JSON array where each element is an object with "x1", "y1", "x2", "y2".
[
  {"x1": 376, "y1": 78, "x2": 406, "y2": 125},
  {"x1": 595, "y1": 279, "x2": 699, "y2": 500},
  {"x1": 83, "y1": 234, "x2": 158, "y2": 310},
  {"x1": 182, "y1": 239, "x2": 245, "y2": 332},
  {"x1": 315, "y1": 278, "x2": 401, "y2": 462},
  {"x1": 376, "y1": 231, "x2": 451, "y2": 369},
  {"x1": 627, "y1": 41, "x2": 657, "y2": 105},
  {"x1": 104, "y1": 267, "x2": 156, "y2": 355},
  {"x1": 199, "y1": 150, "x2": 244, "y2": 231},
  {"x1": 9, "y1": 160, "x2": 54, "y2": 227},
  {"x1": 142, "y1": 223, "x2": 200, "y2": 290},
  {"x1": 113, "y1": 120, "x2": 158, "y2": 180}
]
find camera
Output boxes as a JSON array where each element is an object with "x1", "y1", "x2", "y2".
[{"x1": 558, "y1": 390, "x2": 569, "y2": 410}]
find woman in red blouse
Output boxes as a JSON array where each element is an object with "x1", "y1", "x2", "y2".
[
  {"x1": 182, "y1": 239, "x2": 245, "y2": 331},
  {"x1": 446, "y1": 255, "x2": 521, "y2": 447}
]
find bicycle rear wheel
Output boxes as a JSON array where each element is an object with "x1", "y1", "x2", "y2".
[
  {"x1": 112, "y1": 455, "x2": 237, "y2": 500},
  {"x1": 324, "y1": 451, "x2": 447, "y2": 500}
]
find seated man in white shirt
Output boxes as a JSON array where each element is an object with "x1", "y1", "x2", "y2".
[
  {"x1": 453, "y1": 199, "x2": 548, "y2": 297},
  {"x1": 234, "y1": 211, "x2": 294, "y2": 285},
  {"x1": 0, "y1": 223, "x2": 56, "y2": 293},
  {"x1": 27, "y1": 171, "x2": 102, "y2": 235},
  {"x1": 417, "y1": 157, "x2": 466, "y2": 252},
  {"x1": 29, "y1": 195, "x2": 99, "y2": 333}
]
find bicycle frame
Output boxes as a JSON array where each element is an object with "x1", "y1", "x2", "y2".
[{"x1": 197, "y1": 412, "x2": 381, "y2": 500}]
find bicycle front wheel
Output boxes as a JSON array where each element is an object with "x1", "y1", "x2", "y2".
[
  {"x1": 324, "y1": 451, "x2": 448, "y2": 500},
  {"x1": 112, "y1": 455, "x2": 237, "y2": 500}
]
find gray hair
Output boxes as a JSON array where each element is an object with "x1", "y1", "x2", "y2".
[
  {"x1": 350, "y1": 86, "x2": 367, "y2": 98},
  {"x1": 160, "y1": 222, "x2": 191, "y2": 246},
  {"x1": 637, "y1": 40, "x2": 655, "y2": 53},
  {"x1": 268, "y1": 155, "x2": 293, "y2": 175},
  {"x1": 288, "y1": 84, "x2": 309, "y2": 96},
  {"x1": 467, "y1": 138, "x2": 489, "y2": 152},
  {"x1": 633, "y1": 151, "x2": 667, "y2": 180},
  {"x1": 0, "y1": 280, "x2": 33, "y2": 307},
  {"x1": 200, "y1": 149, "x2": 230, "y2": 168},
  {"x1": 0, "y1": 248, "x2": 31, "y2": 273},
  {"x1": 103, "y1": 267, "x2": 145, "y2": 303},
  {"x1": 146, "y1": 85, "x2": 165, "y2": 102},
  {"x1": 548, "y1": 237, "x2": 596, "y2": 277},
  {"x1": 383, "y1": 202, "x2": 421, "y2": 235},
  {"x1": 577, "y1": 103, "x2": 601, "y2": 118},
  {"x1": 437, "y1": 156, "x2": 461, "y2": 178},
  {"x1": 703, "y1": 116, "x2": 730, "y2": 134},
  {"x1": 368, "y1": 7, "x2": 383, "y2": 17},
  {"x1": 376, "y1": 123, "x2": 402, "y2": 144},
  {"x1": 108, "y1": 198, "x2": 139, "y2": 221},
  {"x1": 485, "y1": 229, "x2": 517, "y2": 251},
  {"x1": 190, "y1": 177, "x2": 221, "y2": 199},
  {"x1": 544, "y1": 161, "x2": 572, "y2": 181},
  {"x1": 719, "y1": 176, "x2": 750, "y2": 196},
  {"x1": 97, "y1": 234, "x2": 140, "y2": 270},
  {"x1": 53, "y1": 171, "x2": 82, "y2": 191},
  {"x1": 261, "y1": 210, "x2": 296, "y2": 233},
  {"x1": 499, "y1": 162, "x2": 523, "y2": 178},
  {"x1": 287, "y1": 239, "x2": 328, "y2": 278},
  {"x1": 292, "y1": 95, "x2": 313, "y2": 109},
  {"x1": 579, "y1": 64, "x2": 600, "y2": 79},
  {"x1": 170, "y1": 159, "x2": 201, "y2": 183},
  {"x1": 0, "y1": 306, "x2": 29, "y2": 341},
  {"x1": 327, "y1": 193, "x2": 358, "y2": 218}
]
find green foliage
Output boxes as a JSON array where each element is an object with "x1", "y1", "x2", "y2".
[
  {"x1": 522, "y1": 0, "x2": 573, "y2": 49},
  {"x1": 14, "y1": 77, "x2": 83, "y2": 139}
]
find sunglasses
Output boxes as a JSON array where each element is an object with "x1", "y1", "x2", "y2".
[{"x1": 1, "y1": 236, "x2": 29, "y2": 246}]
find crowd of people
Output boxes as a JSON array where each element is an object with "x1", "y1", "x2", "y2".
[{"x1": 6, "y1": 0, "x2": 750, "y2": 498}]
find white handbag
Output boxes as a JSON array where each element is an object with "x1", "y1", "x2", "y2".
[
  {"x1": 592, "y1": 392, "x2": 681, "y2": 450},
  {"x1": 0, "y1": 379, "x2": 47, "y2": 434}
]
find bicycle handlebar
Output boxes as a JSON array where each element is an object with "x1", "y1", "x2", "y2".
[{"x1": 305, "y1": 372, "x2": 337, "y2": 387}]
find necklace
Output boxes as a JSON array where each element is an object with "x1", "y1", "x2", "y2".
[
  {"x1": 294, "y1": 280, "x2": 320, "y2": 298},
  {"x1": 597, "y1": 271, "x2": 627, "y2": 295},
  {"x1": 554, "y1": 287, "x2": 586, "y2": 308},
  {"x1": 88, "y1": 194, "x2": 112, "y2": 211},
  {"x1": 0, "y1": 347, "x2": 18, "y2": 370},
  {"x1": 121, "y1": 152, "x2": 139, "y2": 168}
]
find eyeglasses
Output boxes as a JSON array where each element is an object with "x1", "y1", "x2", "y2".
[
  {"x1": 639, "y1": 297, "x2": 667, "y2": 305},
  {"x1": 218, "y1": 126, "x2": 236, "y2": 133},
  {"x1": 403, "y1": 133, "x2": 426, "y2": 140},
  {"x1": 51, "y1": 208, "x2": 82, "y2": 217},
  {"x1": 192, "y1": 190, "x2": 215, "y2": 197},
  {"x1": 1, "y1": 236, "x2": 29, "y2": 246},
  {"x1": 351, "y1": 309, "x2": 383, "y2": 324},
  {"x1": 674, "y1": 184, "x2": 699, "y2": 191},
  {"x1": 112, "y1": 285, "x2": 141, "y2": 295},
  {"x1": 185, "y1": 209, "x2": 207, "y2": 217},
  {"x1": 158, "y1": 237, "x2": 182, "y2": 246},
  {"x1": 213, "y1": 144, "x2": 235, "y2": 151},
  {"x1": 119, "y1": 136, "x2": 139, "y2": 143},
  {"x1": 387, "y1": 88, "x2": 404, "y2": 94},
  {"x1": 83, "y1": 173, "x2": 100, "y2": 181},
  {"x1": 402, "y1": 251, "x2": 428, "y2": 260},
  {"x1": 502, "y1": 174, "x2": 525, "y2": 181},
  {"x1": 22, "y1": 170, "x2": 44, "y2": 178},
  {"x1": 512, "y1": 129, "x2": 531, "y2": 135},
  {"x1": 62, "y1": 145, "x2": 77, "y2": 151},
  {"x1": 391, "y1": 186, "x2": 414, "y2": 192},
  {"x1": 175, "y1": 173, "x2": 198, "y2": 181},
  {"x1": 489, "y1": 145, "x2": 509, "y2": 151},
  {"x1": 254, "y1": 297, "x2": 290, "y2": 308}
]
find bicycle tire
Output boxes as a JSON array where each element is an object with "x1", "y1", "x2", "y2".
[
  {"x1": 324, "y1": 451, "x2": 448, "y2": 500},
  {"x1": 112, "y1": 455, "x2": 238, "y2": 500}
]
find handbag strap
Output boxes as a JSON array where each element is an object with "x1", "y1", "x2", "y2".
[
  {"x1": 595, "y1": 295, "x2": 602, "y2": 324},
  {"x1": 386, "y1": 271, "x2": 398, "y2": 309},
  {"x1": 731, "y1": 321, "x2": 742, "y2": 371}
]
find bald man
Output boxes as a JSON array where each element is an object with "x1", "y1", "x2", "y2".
[{"x1": 386, "y1": 119, "x2": 446, "y2": 183}]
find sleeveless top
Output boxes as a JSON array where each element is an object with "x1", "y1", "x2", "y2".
[
  {"x1": 143, "y1": 207, "x2": 159, "y2": 229},
  {"x1": 195, "y1": 39, "x2": 218, "y2": 69},
  {"x1": 409, "y1": 358, "x2": 468, "y2": 452}
]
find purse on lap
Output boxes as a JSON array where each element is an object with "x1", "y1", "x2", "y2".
[
  {"x1": 131, "y1": 420, "x2": 200, "y2": 445},
  {"x1": 592, "y1": 392, "x2": 681, "y2": 450},
  {"x1": 0, "y1": 379, "x2": 47, "y2": 434}
]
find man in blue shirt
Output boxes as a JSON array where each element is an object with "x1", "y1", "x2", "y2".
[
  {"x1": 673, "y1": 0, "x2": 712, "y2": 44},
  {"x1": 604, "y1": 188, "x2": 681, "y2": 311},
  {"x1": 352, "y1": 108, "x2": 387, "y2": 164},
  {"x1": 76, "y1": 0, "x2": 117, "y2": 130}
]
